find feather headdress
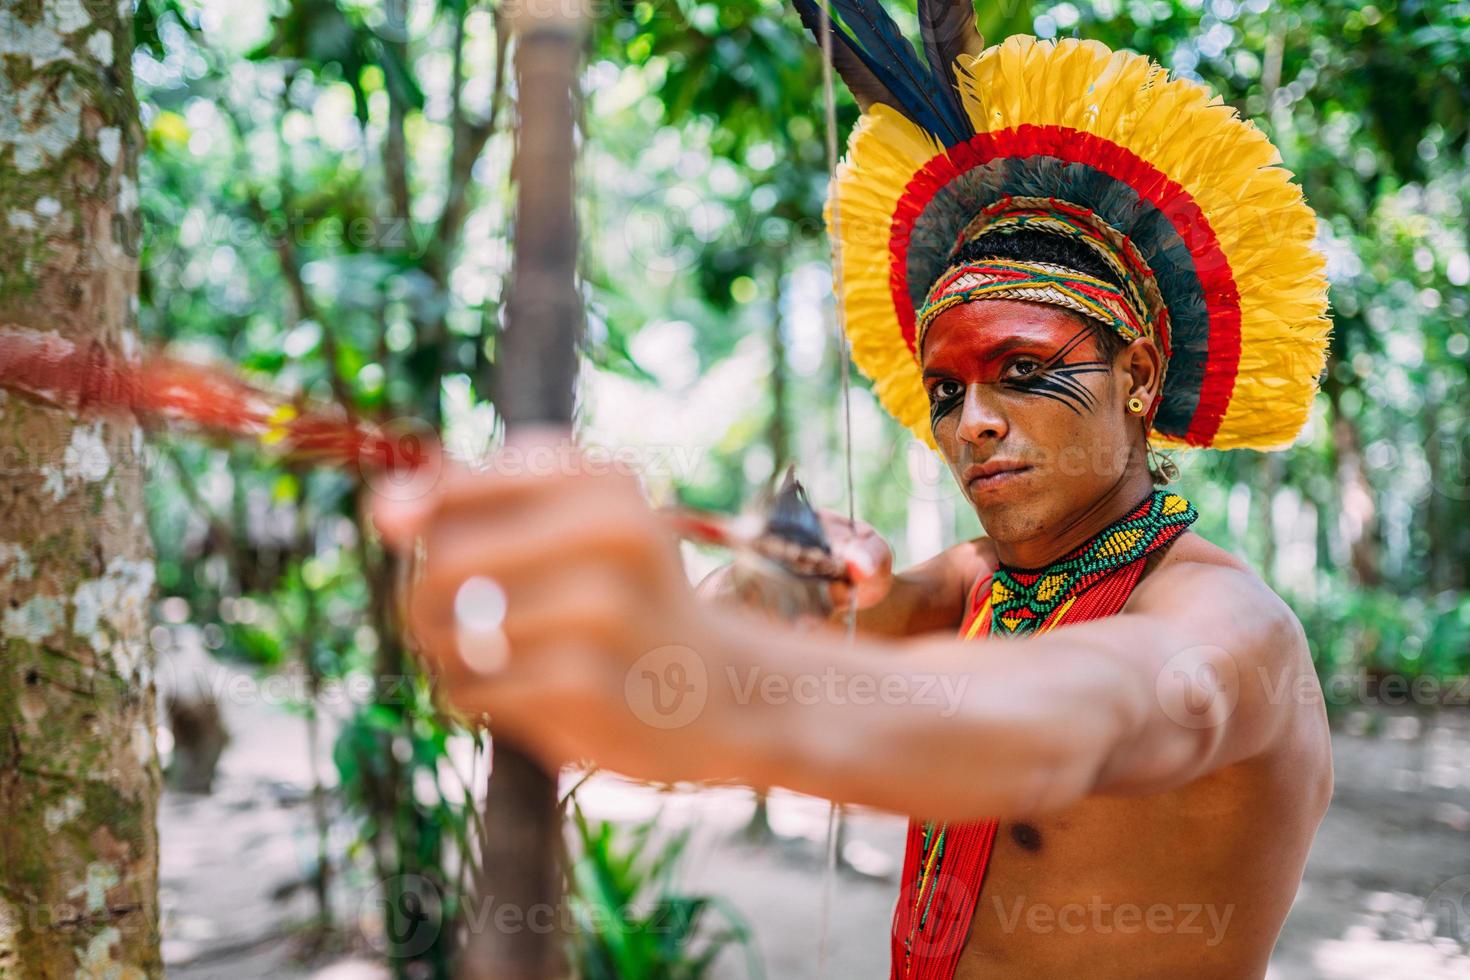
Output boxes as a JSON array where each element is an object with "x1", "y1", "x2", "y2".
[{"x1": 795, "y1": 0, "x2": 1331, "y2": 451}]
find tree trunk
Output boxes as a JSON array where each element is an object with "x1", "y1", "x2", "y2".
[
  {"x1": 743, "y1": 258, "x2": 789, "y2": 844},
  {"x1": 0, "y1": 2, "x2": 159, "y2": 976},
  {"x1": 766, "y1": 256, "x2": 789, "y2": 469},
  {"x1": 1323, "y1": 369, "x2": 1381, "y2": 588}
]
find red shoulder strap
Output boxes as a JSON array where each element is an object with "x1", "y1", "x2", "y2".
[{"x1": 890, "y1": 553, "x2": 1155, "y2": 980}]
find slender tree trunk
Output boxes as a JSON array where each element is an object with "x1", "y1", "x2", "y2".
[
  {"x1": 1324, "y1": 373, "x2": 1381, "y2": 588},
  {"x1": 766, "y1": 257, "x2": 790, "y2": 468},
  {"x1": 1253, "y1": 453, "x2": 1282, "y2": 586},
  {"x1": 292, "y1": 475, "x2": 332, "y2": 935},
  {"x1": 464, "y1": 4, "x2": 588, "y2": 975},
  {"x1": 744, "y1": 259, "x2": 789, "y2": 844},
  {"x1": 0, "y1": 2, "x2": 160, "y2": 976},
  {"x1": 1422, "y1": 397, "x2": 1461, "y2": 591}
]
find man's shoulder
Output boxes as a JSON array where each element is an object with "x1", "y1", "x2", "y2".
[
  {"x1": 1150, "y1": 528, "x2": 1247, "y2": 569},
  {"x1": 1133, "y1": 531, "x2": 1304, "y2": 650},
  {"x1": 947, "y1": 535, "x2": 999, "y2": 589}
]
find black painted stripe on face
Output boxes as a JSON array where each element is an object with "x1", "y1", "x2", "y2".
[
  {"x1": 928, "y1": 322, "x2": 1114, "y2": 433},
  {"x1": 1000, "y1": 323, "x2": 1112, "y2": 415}
]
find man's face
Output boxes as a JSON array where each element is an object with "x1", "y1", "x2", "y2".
[{"x1": 920, "y1": 299, "x2": 1139, "y2": 545}]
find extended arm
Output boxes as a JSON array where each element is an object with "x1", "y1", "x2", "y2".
[
  {"x1": 715, "y1": 556, "x2": 1312, "y2": 821},
  {"x1": 850, "y1": 535, "x2": 992, "y2": 636},
  {"x1": 374, "y1": 457, "x2": 1315, "y2": 824}
]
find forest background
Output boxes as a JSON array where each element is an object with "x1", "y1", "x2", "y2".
[{"x1": 3, "y1": 0, "x2": 1469, "y2": 977}]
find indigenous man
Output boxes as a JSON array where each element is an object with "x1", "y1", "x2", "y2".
[{"x1": 373, "y1": 8, "x2": 1335, "y2": 979}]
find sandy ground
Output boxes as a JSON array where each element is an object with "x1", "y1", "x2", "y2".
[{"x1": 160, "y1": 666, "x2": 1470, "y2": 979}]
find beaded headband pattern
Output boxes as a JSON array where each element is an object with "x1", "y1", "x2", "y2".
[{"x1": 916, "y1": 259, "x2": 1149, "y2": 353}]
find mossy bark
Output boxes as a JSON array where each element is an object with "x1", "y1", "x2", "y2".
[{"x1": 0, "y1": 1, "x2": 160, "y2": 976}]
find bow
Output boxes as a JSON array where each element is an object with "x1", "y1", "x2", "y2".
[{"x1": 458, "y1": 1, "x2": 589, "y2": 977}]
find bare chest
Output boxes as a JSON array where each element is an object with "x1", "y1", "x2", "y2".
[{"x1": 954, "y1": 767, "x2": 1306, "y2": 980}]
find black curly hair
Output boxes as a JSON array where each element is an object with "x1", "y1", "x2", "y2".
[{"x1": 937, "y1": 227, "x2": 1129, "y2": 357}]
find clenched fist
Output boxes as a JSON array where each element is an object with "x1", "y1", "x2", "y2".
[
  {"x1": 370, "y1": 429, "x2": 734, "y2": 775},
  {"x1": 818, "y1": 509, "x2": 895, "y2": 614}
]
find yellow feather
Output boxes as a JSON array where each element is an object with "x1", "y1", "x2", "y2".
[{"x1": 831, "y1": 35, "x2": 1330, "y2": 452}]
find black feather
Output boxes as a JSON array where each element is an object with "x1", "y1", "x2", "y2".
[
  {"x1": 918, "y1": 0, "x2": 986, "y2": 69},
  {"x1": 791, "y1": 0, "x2": 970, "y2": 145},
  {"x1": 917, "y1": 0, "x2": 983, "y2": 130},
  {"x1": 792, "y1": 0, "x2": 903, "y2": 112},
  {"x1": 792, "y1": 0, "x2": 943, "y2": 133},
  {"x1": 764, "y1": 468, "x2": 831, "y2": 553},
  {"x1": 827, "y1": 0, "x2": 971, "y2": 143}
]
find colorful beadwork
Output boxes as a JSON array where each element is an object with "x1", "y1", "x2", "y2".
[
  {"x1": 951, "y1": 197, "x2": 1168, "y2": 353},
  {"x1": 989, "y1": 490, "x2": 1197, "y2": 636}
]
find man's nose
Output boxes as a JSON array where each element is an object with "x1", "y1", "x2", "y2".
[{"x1": 955, "y1": 385, "x2": 1008, "y2": 445}]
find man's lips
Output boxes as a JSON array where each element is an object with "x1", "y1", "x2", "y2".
[{"x1": 963, "y1": 459, "x2": 1033, "y2": 491}]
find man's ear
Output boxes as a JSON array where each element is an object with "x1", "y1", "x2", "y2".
[{"x1": 1119, "y1": 337, "x2": 1164, "y2": 414}]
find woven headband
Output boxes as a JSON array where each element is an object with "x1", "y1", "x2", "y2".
[
  {"x1": 953, "y1": 196, "x2": 1170, "y2": 354},
  {"x1": 916, "y1": 258, "x2": 1150, "y2": 354}
]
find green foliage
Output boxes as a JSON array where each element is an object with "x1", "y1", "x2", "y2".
[
  {"x1": 134, "y1": 0, "x2": 1470, "y2": 973},
  {"x1": 567, "y1": 802, "x2": 762, "y2": 980},
  {"x1": 135, "y1": 0, "x2": 504, "y2": 973},
  {"x1": 1301, "y1": 586, "x2": 1470, "y2": 683}
]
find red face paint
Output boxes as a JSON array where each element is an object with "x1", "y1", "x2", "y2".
[{"x1": 921, "y1": 300, "x2": 1114, "y2": 427}]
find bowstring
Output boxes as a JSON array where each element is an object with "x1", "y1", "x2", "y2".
[{"x1": 816, "y1": 1, "x2": 857, "y2": 975}]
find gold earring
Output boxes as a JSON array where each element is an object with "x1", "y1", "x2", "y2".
[{"x1": 1127, "y1": 396, "x2": 1146, "y2": 415}]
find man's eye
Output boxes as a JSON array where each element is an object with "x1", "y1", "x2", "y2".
[
  {"x1": 1004, "y1": 358, "x2": 1043, "y2": 380},
  {"x1": 931, "y1": 380, "x2": 962, "y2": 401}
]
